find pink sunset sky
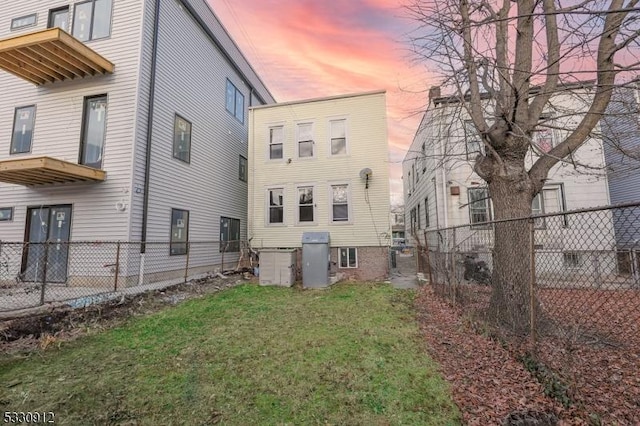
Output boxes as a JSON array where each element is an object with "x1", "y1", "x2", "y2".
[{"x1": 208, "y1": 0, "x2": 436, "y2": 205}]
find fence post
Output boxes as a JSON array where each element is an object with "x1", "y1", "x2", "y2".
[
  {"x1": 221, "y1": 243, "x2": 226, "y2": 273},
  {"x1": 424, "y1": 230, "x2": 433, "y2": 286},
  {"x1": 451, "y1": 228, "x2": 457, "y2": 306},
  {"x1": 40, "y1": 241, "x2": 50, "y2": 306},
  {"x1": 184, "y1": 242, "x2": 191, "y2": 283},
  {"x1": 114, "y1": 241, "x2": 121, "y2": 291},
  {"x1": 528, "y1": 218, "x2": 537, "y2": 350}
]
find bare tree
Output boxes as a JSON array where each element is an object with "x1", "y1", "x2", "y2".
[{"x1": 406, "y1": 0, "x2": 640, "y2": 331}]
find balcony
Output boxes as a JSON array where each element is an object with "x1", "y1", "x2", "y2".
[
  {"x1": 0, "y1": 28, "x2": 114, "y2": 85},
  {"x1": 0, "y1": 156, "x2": 106, "y2": 186}
]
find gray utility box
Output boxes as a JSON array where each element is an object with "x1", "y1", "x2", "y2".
[
  {"x1": 259, "y1": 249, "x2": 296, "y2": 287},
  {"x1": 302, "y1": 232, "x2": 330, "y2": 289}
]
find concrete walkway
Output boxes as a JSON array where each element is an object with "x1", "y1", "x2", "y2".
[{"x1": 389, "y1": 252, "x2": 419, "y2": 289}]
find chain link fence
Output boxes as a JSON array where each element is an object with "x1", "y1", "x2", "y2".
[
  {"x1": 418, "y1": 202, "x2": 640, "y2": 419},
  {"x1": 0, "y1": 240, "x2": 250, "y2": 313}
]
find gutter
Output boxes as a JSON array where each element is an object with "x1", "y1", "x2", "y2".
[{"x1": 140, "y1": 0, "x2": 161, "y2": 253}]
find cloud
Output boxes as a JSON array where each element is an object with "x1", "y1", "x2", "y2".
[{"x1": 208, "y1": 0, "x2": 437, "y2": 202}]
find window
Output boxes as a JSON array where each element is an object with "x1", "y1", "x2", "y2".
[
  {"x1": 425, "y1": 197, "x2": 430, "y2": 228},
  {"x1": 79, "y1": 95, "x2": 107, "y2": 169},
  {"x1": 532, "y1": 193, "x2": 545, "y2": 229},
  {"x1": 468, "y1": 188, "x2": 492, "y2": 226},
  {"x1": 535, "y1": 115, "x2": 556, "y2": 153},
  {"x1": 269, "y1": 126, "x2": 284, "y2": 160},
  {"x1": 48, "y1": 6, "x2": 69, "y2": 31},
  {"x1": 417, "y1": 203, "x2": 421, "y2": 230},
  {"x1": 72, "y1": 0, "x2": 113, "y2": 41},
  {"x1": 11, "y1": 14, "x2": 37, "y2": 30},
  {"x1": 297, "y1": 123, "x2": 314, "y2": 158},
  {"x1": 173, "y1": 114, "x2": 191, "y2": 163},
  {"x1": 465, "y1": 120, "x2": 483, "y2": 159},
  {"x1": 331, "y1": 184, "x2": 349, "y2": 222},
  {"x1": 220, "y1": 217, "x2": 240, "y2": 253},
  {"x1": 268, "y1": 188, "x2": 284, "y2": 224},
  {"x1": 170, "y1": 209, "x2": 189, "y2": 255},
  {"x1": 563, "y1": 252, "x2": 582, "y2": 268},
  {"x1": 0, "y1": 207, "x2": 13, "y2": 221},
  {"x1": 225, "y1": 79, "x2": 244, "y2": 123},
  {"x1": 421, "y1": 142, "x2": 427, "y2": 172},
  {"x1": 239, "y1": 155, "x2": 247, "y2": 182},
  {"x1": 330, "y1": 119, "x2": 347, "y2": 155},
  {"x1": 11, "y1": 106, "x2": 36, "y2": 154},
  {"x1": 410, "y1": 207, "x2": 417, "y2": 234},
  {"x1": 298, "y1": 186, "x2": 314, "y2": 223},
  {"x1": 339, "y1": 248, "x2": 358, "y2": 268}
]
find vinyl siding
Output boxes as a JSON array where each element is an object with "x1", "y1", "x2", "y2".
[
  {"x1": 403, "y1": 89, "x2": 614, "y2": 249},
  {"x1": 602, "y1": 86, "x2": 640, "y2": 248},
  {"x1": 602, "y1": 87, "x2": 640, "y2": 204},
  {"x1": 137, "y1": 0, "x2": 273, "y2": 273},
  {"x1": 0, "y1": 0, "x2": 145, "y2": 242},
  {"x1": 248, "y1": 91, "x2": 390, "y2": 248}
]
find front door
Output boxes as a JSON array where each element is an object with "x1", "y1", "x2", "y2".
[{"x1": 22, "y1": 205, "x2": 72, "y2": 283}]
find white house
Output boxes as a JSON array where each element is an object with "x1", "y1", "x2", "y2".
[
  {"x1": 248, "y1": 91, "x2": 391, "y2": 282},
  {"x1": 0, "y1": 0, "x2": 274, "y2": 287},
  {"x1": 403, "y1": 83, "x2": 618, "y2": 280}
]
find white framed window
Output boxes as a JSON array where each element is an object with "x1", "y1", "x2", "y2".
[
  {"x1": 269, "y1": 126, "x2": 284, "y2": 160},
  {"x1": 465, "y1": 120, "x2": 484, "y2": 159},
  {"x1": 297, "y1": 186, "x2": 315, "y2": 224},
  {"x1": 339, "y1": 248, "x2": 358, "y2": 268},
  {"x1": 330, "y1": 184, "x2": 350, "y2": 222},
  {"x1": 329, "y1": 119, "x2": 347, "y2": 155},
  {"x1": 297, "y1": 122, "x2": 314, "y2": 158},
  {"x1": 563, "y1": 252, "x2": 582, "y2": 268},
  {"x1": 534, "y1": 115, "x2": 557, "y2": 153},
  {"x1": 532, "y1": 193, "x2": 545, "y2": 229},
  {"x1": 425, "y1": 197, "x2": 430, "y2": 228},
  {"x1": 267, "y1": 188, "x2": 284, "y2": 225},
  {"x1": 468, "y1": 188, "x2": 492, "y2": 227}
]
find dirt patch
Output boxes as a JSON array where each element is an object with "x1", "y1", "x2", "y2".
[
  {"x1": 419, "y1": 283, "x2": 640, "y2": 424},
  {"x1": 415, "y1": 286, "x2": 585, "y2": 425},
  {"x1": 0, "y1": 274, "x2": 251, "y2": 355}
]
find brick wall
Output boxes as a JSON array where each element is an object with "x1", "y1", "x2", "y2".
[
  {"x1": 330, "y1": 246, "x2": 389, "y2": 281},
  {"x1": 293, "y1": 246, "x2": 389, "y2": 283}
]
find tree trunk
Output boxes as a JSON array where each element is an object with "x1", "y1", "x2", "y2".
[{"x1": 487, "y1": 173, "x2": 534, "y2": 334}]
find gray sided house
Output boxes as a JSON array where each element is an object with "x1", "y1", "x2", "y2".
[
  {"x1": 0, "y1": 0, "x2": 274, "y2": 287},
  {"x1": 601, "y1": 85, "x2": 640, "y2": 274}
]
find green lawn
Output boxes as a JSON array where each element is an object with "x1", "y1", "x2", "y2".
[{"x1": 0, "y1": 283, "x2": 460, "y2": 425}]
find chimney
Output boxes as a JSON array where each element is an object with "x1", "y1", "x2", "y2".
[{"x1": 428, "y1": 86, "x2": 441, "y2": 104}]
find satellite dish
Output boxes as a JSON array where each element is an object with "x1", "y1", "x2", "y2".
[
  {"x1": 359, "y1": 168, "x2": 373, "y2": 179},
  {"x1": 359, "y1": 168, "x2": 373, "y2": 189}
]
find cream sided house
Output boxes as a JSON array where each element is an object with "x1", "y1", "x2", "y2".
[
  {"x1": 404, "y1": 83, "x2": 618, "y2": 279},
  {"x1": 0, "y1": 0, "x2": 274, "y2": 288},
  {"x1": 248, "y1": 91, "x2": 391, "y2": 284}
]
